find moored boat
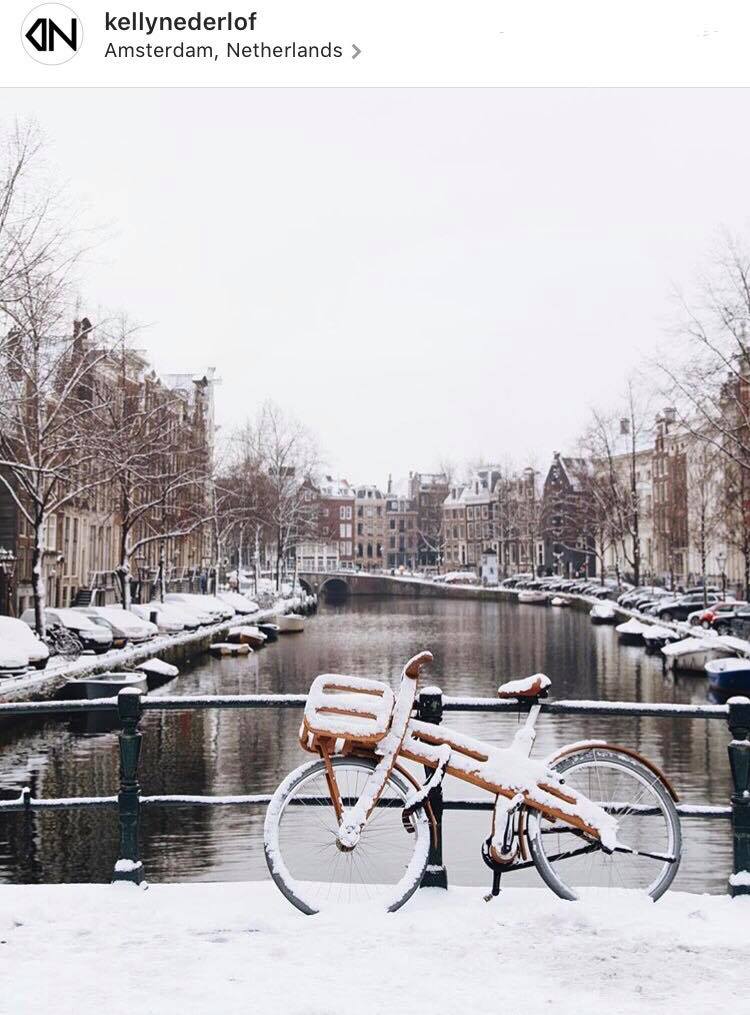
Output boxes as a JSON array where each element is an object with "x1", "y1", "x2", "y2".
[
  {"x1": 550, "y1": 596, "x2": 570, "y2": 607},
  {"x1": 257, "y1": 623, "x2": 280, "y2": 643},
  {"x1": 517, "y1": 590, "x2": 548, "y2": 605},
  {"x1": 616, "y1": 618, "x2": 648, "y2": 645},
  {"x1": 661, "y1": 636, "x2": 735, "y2": 673},
  {"x1": 134, "y1": 657, "x2": 179, "y2": 689},
  {"x1": 705, "y1": 657, "x2": 750, "y2": 695},
  {"x1": 277, "y1": 613, "x2": 305, "y2": 633},
  {"x1": 641, "y1": 625, "x2": 681, "y2": 653},
  {"x1": 210, "y1": 641, "x2": 252, "y2": 657},
  {"x1": 227, "y1": 625, "x2": 267, "y2": 649},
  {"x1": 590, "y1": 601, "x2": 617, "y2": 624},
  {"x1": 63, "y1": 672, "x2": 148, "y2": 700}
]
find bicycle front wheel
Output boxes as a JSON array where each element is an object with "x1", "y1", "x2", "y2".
[
  {"x1": 264, "y1": 756, "x2": 430, "y2": 915},
  {"x1": 526, "y1": 748, "x2": 681, "y2": 901}
]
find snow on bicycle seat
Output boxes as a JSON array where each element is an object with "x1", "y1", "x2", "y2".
[
  {"x1": 302, "y1": 674, "x2": 395, "y2": 745},
  {"x1": 497, "y1": 673, "x2": 551, "y2": 699}
]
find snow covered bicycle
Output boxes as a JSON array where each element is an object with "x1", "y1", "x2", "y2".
[{"x1": 264, "y1": 651, "x2": 682, "y2": 914}]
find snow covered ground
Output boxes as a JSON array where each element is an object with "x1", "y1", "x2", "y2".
[{"x1": 1, "y1": 882, "x2": 746, "y2": 1014}]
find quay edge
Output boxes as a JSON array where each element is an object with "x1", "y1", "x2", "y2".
[{"x1": 0, "y1": 600, "x2": 304, "y2": 705}]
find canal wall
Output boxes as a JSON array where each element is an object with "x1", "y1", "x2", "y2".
[{"x1": 0, "y1": 599, "x2": 305, "y2": 704}]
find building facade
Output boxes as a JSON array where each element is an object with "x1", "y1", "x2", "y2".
[
  {"x1": 385, "y1": 495, "x2": 418, "y2": 570},
  {"x1": 354, "y1": 485, "x2": 386, "y2": 570},
  {"x1": 0, "y1": 317, "x2": 217, "y2": 615},
  {"x1": 408, "y1": 471, "x2": 450, "y2": 568}
]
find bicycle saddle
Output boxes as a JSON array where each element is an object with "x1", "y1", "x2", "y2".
[{"x1": 497, "y1": 673, "x2": 551, "y2": 699}]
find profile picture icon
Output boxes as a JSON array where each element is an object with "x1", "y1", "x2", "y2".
[{"x1": 21, "y1": 4, "x2": 82, "y2": 65}]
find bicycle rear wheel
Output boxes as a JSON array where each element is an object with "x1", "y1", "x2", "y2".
[
  {"x1": 264, "y1": 756, "x2": 430, "y2": 915},
  {"x1": 526, "y1": 748, "x2": 681, "y2": 901}
]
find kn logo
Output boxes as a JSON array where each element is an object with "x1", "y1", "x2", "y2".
[{"x1": 21, "y1": 4, "x2": 82, "y2": 64}]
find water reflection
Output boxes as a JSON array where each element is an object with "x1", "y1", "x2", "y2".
[{"x1": 0, "y1": 597, "x2": 734, "y2": 892}]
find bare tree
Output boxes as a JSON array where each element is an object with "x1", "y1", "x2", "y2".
[
  {"x1": 686, "y1": 438, "x2": 721, "y2": 603},
  {"x1": 723, "y1": 459, "x2": 750, "y2": 599},
  {"x1": 583, "y1": 381, "x2": 652, "y2": 585},
  {"x1": 661, "y1": 234, "x2": 750, "y2": 463},
  {"x1": 92, "y1": 324, "x2": 213, "y2": 608},
  {"x1": 236, "y1": 402, "x2": 321, "y2": 591}
]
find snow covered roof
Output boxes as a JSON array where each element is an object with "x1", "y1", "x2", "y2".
[{"x1": 319, "y1": 476, "x2": 355, "y2": 499}]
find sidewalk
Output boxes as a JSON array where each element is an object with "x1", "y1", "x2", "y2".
[{"x1": 0, "y1": 881, "x2": 745, "y2": 1014}]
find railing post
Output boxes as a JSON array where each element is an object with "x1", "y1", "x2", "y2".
[
  {"x1": 112, "y1": 688, "x2": 146, "y2": 885},
  {"x1": 417, "y1": 685, "x2": 448, "y2": 889},
  {"x1": 727, "y1": 696, "x2": 750, "y2": 897}
]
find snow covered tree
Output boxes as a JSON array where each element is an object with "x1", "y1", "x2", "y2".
[
  {"x1": 91, "y1": 326, "x2": 214, "y2": 608},
  {"x1": 0, "y1": 124, "x2": 117, "y2": 633}
]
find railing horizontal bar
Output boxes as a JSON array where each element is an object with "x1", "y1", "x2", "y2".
[
  {"x1": 140, "y1": 695, "x2": 308, "y2": 711},
  {"x1": 0, "y1": 796, "x2": 118, "y2": 811},
  {"x1": 0, "y1": 694, "x2": 729, "y2": 719},
  {"x1": 441, "y1": 698, "x2": 729, "y2": 719},
  {"x1": 140, "y1": 793, "x2": 271, "y2": 806},
  {"x1": 0, "y1": 698, "x2": 120, "y2": 717},
  {"x1": 442, "y1": 799, "x2": 731, "y2": 818},
  {"x1": 0, "y1": 793, "x2": 731, "y2": 819}
]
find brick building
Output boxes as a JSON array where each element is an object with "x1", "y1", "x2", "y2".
[
  {"x1": 318, "y1": 477, "x2": 356, "y2": 569},
  {"x1": 408, "y1": 472, "x2": 449, "y2": 568},
  {"x1": 0, "y1": 317, "x2": 217, "y2": 615}
]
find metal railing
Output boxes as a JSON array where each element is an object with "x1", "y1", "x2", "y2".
[{"x1": 0, "y1": 689, "x2": 748, "y2": 895}]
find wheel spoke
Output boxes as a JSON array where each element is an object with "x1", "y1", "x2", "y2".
[
  {"x1": 266, "y1": 757, "x2": 429, "y2": 914},
  {"x1": 529, "y1": 751, "x2": 681, "y2": 900}
]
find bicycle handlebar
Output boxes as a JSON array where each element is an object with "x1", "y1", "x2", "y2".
[{"x1": 404, "y1": 651, "x2": 433, "y2": 680}]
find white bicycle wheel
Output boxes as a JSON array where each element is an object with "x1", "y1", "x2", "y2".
[
  {"x1": 526, "y1": 748, "x2": 681, "y2": 901},
  {"x1": 264, "y1": 756, "x2": 430, "y2": 915}
]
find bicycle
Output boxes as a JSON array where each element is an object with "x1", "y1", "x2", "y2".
[
  {"x1": 46, "y1": 623, "x2": 84, "y2": 659},
  {"x1": 264, "y1": 651, "x2": 682, "y2": 914}
]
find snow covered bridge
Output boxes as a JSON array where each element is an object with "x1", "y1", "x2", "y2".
[{"x1": 297, "y1": 571, "x2": 510, "y2": 600}]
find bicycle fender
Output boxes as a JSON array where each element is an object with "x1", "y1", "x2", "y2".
[{"x1": 545, "y1": 740, "x2": 679, "y2": 802}]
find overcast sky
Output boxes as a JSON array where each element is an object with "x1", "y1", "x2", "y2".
[{"x1": 2, "y1": 88, "x2": 750, "y2": 488}]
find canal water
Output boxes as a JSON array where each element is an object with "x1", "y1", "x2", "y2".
[{"x1": 0, "y1": 597, "x2": 733, "y2": 893}]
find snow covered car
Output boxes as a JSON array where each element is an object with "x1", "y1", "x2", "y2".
[
  {"x1": 20, "y1": 607, "x2": 114, "y2": 654},
  {"x1": 216, "y1": 590, "x2": 260, "y2": 615},
  {"x1": 687, "y1": 600, "x2": 743, "y2": 628},
  {"x1": 0, "y1": 644, "x2": 29, "y2": 676},
  {"x1": 0, "y1": 616, "x2": 49, "y2": 671},
  {"x1": 654, "y1": 592, "x2": 722, "y2": 623},
  {"x1": 130, "y1": 603, "x2": 200, "y2": 633},
  {"x1": 73, "y1": 607, "x2": 158, "y2": 646},
  {"x1": 164, "y1": 593, "x2": 233, "y2": 622}
]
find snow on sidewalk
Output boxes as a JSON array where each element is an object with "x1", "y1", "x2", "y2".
[{"x1": 0, "y1": 882, "x2": 746, "y2": 1015}]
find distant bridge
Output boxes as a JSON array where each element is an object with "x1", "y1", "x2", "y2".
[{"x1": 297, "y1": 571, "x2": 510, "y2": 601}]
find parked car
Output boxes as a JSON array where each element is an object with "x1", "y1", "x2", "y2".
[
  {"x1": 618, "y1": 586, "x2": 669, "y2": 608},
  {"x1": 130, "y1": 603, "x2": 195, "y2": 634},
  {"x1": 0, "y1": 616, "x2": 49, "y2": 670},
  {"x1": 21, "y1": 607, "x2": 114, "y2": 654},
  {"x1": 653, "y1": 593, "x2": 722, "y2": 623},
  {"x1": 0, "y1": 644, "x2": 28, "y2": 676},
  {"x1": 687, "y1": 600, "x2": 744, "y2": 628},
  {"x1": 717, "y1": 607, "x2": 750, "y2": 639},
  {"x1": 164, "y1": 593, "x2": 233, "y2": 622},
  {"x1": 215, "y1": 590, "x2": 260, "y2": 615},
  {"x1": 73, "y1": 606, "x2": 158, "y2": 646}
]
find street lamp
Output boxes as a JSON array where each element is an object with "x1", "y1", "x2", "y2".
[
  {"x1": 716, "y1": 551, "x2": 727, "y2": 599},
  {"x1": 0, "y1": 547, "x2": 18, "y2": 616}
]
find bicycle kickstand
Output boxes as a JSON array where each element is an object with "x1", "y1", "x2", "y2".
[{"x1": 484, "y1": 869, "x2": 502, "y2": 902}]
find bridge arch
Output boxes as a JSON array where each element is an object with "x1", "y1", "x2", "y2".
[{"x1": 318, "y1": 576, "x2": 350, "y2": 601}]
